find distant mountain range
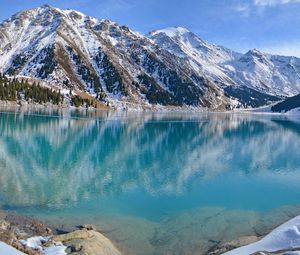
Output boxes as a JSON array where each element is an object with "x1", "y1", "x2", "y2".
[{"x1": 1, "y1": 5, "x2": 300, "y2": 110}]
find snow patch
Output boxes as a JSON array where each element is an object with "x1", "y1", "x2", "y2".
[
  {"x1": 20, "y1": 236, "x2": 46, "y2": 251},
  {"x1": 20, "y1": 236, "x2": 67, "y2": 255},
  {"x1": 0, "y1": 242, "x2": 26, "y2": 255},
  {"x1": 43, "y1": 244, "x2": 67, "y2": 255},
  {"x1": 149, "y1": 26, "x2": 300, "y2": 97},
  {"x1": 286, "y1": 107, "x2": 300, "y2": 115},
  {"x1": 224, "y1": 215, "x2": 300, "y2": 255}
]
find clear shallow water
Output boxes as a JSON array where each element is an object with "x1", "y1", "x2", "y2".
[{"x1": 1, "y1": 108, "x2": 300, "y2": 254}]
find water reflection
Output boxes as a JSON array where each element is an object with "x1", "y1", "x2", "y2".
[{"x1": 0, "y1": 109, "x2": 300, "y2": 210}]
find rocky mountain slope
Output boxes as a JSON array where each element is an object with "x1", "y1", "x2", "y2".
[
  {"x1": 149, "y1": 27, "x2": 300, "y2": 105},
  {"x1": 0, "y1": 5, "x2": 230, "y2": 110},
  {"x1": 0, "y1": 5, "x2": 299, "y2": 110}
]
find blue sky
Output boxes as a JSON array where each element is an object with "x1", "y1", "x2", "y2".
[{"x1": 1, "y1": 0, "x2": 300, "y2": 56}]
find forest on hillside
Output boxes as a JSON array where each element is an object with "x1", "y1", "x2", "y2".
[{"x1": 0, "y1": 74, "x2": 97, "y2": 108}]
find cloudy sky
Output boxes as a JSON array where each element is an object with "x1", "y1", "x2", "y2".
[{"x1": 0, "y1": 0, "x2": 300, "y2": 56}]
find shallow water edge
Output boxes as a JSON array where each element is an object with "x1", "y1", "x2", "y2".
[{"x1": 2, "y1": 205, "x2": 299, "y2": 255}]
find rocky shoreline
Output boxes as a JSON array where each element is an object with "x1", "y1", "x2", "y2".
[
  {"x1": 1, "y1": 209, "x2": 300, "y2": 255},
  {"x1": 0, "y1": 211, "x2": 121, "y2": 255}
]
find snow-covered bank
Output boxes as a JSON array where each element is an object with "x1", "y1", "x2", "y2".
[
  {"x1": 0, "y1": 242, "x2": 26, "y2": 255},
  {"x1": 234, "y1": 104, "x2": 300, "y2": 116},
  {"x1": 286, "y1": 107, "x2": 300, "y2": 115},
  {"x1": 224, "y1": 215, "x2": 300, "y2": 254},
  {"x1": 20, "y1": 236, "x2": 67, "y2": 255},
  {"x1": 0, "y1": 209, "x2": 122, "y2": 255}
]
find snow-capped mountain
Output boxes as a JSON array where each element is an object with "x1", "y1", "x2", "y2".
[
  {"x1": 1, "y1": 5, "x2": 299, "y2": 110},
  {"x1": 149, "y1": 27, "x2": 300, "y2": 103},
  {"x1": 0, "y1": 5, "x2": 230, "y2": 110},
  {"x1": 149, "y1": 27, "x2": 239, "y2": 83}
]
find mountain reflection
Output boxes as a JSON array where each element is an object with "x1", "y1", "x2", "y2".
[{"x1": 0, "y1": 109, "x2": 300, "y2": 208}]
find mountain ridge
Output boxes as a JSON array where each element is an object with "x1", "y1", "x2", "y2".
[
  {"x1": 0, "y1": 5, "x2": 233, "y2": 110},
  {"x1": 149, "y1": 27, "x2": 300, "y2": 98},
  {"x1": 0, "y1": 5, "x2": 299, "y2": 110}
]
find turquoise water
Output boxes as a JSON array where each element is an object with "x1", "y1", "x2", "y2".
[{"x1": 1, "y1": 108, "x2": 300, "y2": 254}]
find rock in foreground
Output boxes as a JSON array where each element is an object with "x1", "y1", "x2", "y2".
[
  {"x1": 0, "y1": 211, "x2": 122, "y2": 255},
  {"x1": 54, "y1": 228, "x2": 121, "y2": 255}
]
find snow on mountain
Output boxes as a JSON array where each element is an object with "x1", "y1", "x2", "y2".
[
  {"x1": 229, "y1": 49, "x2": 300, "y2": 96},
  {"x1": 149, "y1": 27, "x2": 300, "y2": 101},
  {"x1": 149, "y1": 27, "x2": 237, "y2": 64},
  {"x1": 0, "y1": 6, "x2": 231, "y2": 110},
  {"x1": 2, "y1": 6, "x2": 300, "y2": 110},
  {"x1": 149, "y1": 27, "x2": 238, "y2": 85}
]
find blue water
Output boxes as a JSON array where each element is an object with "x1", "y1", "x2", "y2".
[{"x1": 0, "y1": 108, "x2": 300, "y2": 254}]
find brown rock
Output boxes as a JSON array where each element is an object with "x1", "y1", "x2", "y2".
[
  {"x1": 54, "y1": 229, "x2": 121, "y2": 255},
  {"x1": 5, "y1": 214, "x2": 52, "y2": 237},
  {"x1": 0, "y1": 214, "x2": 50, "y2": 255}
]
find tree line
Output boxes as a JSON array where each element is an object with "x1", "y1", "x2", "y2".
[
  {"x1": 71, "y1": 95, "x2": 98, "y2": 108},
  {"x1": 0, "y1": 74, "x2": 63, "y2": 105},
  {"x1": 0, "y1": 74, "x2": 98, "y2": 108}
]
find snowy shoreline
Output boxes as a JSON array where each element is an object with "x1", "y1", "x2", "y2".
[
  {"x1": 0, "y1": 211, "x2": 121, "y2": 255},
  {"x1": 0, "y1": 242, "x2": 26, "y2": 255},
  {"x1": 223, "y1": 215, "x2": 300, "y2": 255},
  {"x1": 1, "y1": 210, "x2": 300, "y2": 255}
]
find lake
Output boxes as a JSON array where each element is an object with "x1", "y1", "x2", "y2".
[{"x1": 0, "y1": 108, "x2": 300, "y2": 254}]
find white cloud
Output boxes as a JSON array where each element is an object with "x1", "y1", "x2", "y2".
[
  {"x1": 235, "y1": 4, "x2": 250, "y2": 12},
  {"x1": 262, "y1": 41, "x2": 300, "y2": 57},
  {"x1": 234, "y1": 0, "x2": 300, "y2": 14},
  {"x1": 254, "y1": 0, "x2": 300, "y2": 6}
]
